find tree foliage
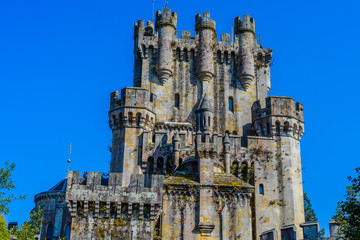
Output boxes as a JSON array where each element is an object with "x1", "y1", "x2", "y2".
[
  {"x1": 333, "y1": 167, "x2": 360, "y2": 239},
  {"x1": 10, "y1": 206, "x2": 43, "y2": 240},
  {"x1": 0, "y1": 160, "x2": 43, "y2": 239},
  {"x1": 0, "y1": 161, "x2": 25, "y2": 215}
]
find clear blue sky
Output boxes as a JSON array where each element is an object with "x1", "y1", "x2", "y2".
[{"x1": 1, "y1": 0, "x2": 359, "y2": 236}]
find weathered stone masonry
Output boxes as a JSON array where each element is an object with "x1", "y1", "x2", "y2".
[{"x1": 63, "y1": 8, "x2": 306, "y2": 240}]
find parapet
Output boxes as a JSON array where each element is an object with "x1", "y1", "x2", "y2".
[
  {"x1": 66, "y1": 171, "x2": 163, "y2": 198},
  {"x1": 110, "y1": 87, "x2": 156, "y2": 112},
  {"x1": 134, "y1": 19, "x2": 154, "y2": 38},
  {"x1": 234, "y1": 15, "x2": 255, "y2": 34},
  {"x1": 195, "y1": 12, "x2": 216, "y2": 32},
  {"x1": 252, "y1": 96, "x2": 304, "y2": 122},
  {"x1": 155, "y1": 8, "x2": 177, "y2": 29}
]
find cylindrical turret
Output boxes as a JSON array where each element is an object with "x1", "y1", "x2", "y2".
[
  {"x1": 155, "y1": 9, "x2": 177, "y2": 83},
  {"x1": 235, "y1": 15, "x2": 255, "y2": 90},
  {"x1": 195, "y1": 12, "x2": 216, "y2": 88}
]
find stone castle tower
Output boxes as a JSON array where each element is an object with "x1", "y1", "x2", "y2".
[{"x1": 63, "y1": 8, "x2": 305, "y2": 240}]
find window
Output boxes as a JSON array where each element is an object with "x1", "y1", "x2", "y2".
[
  {"x1": 208, "y1": 116, "x2": 211, "y2": 126},
  {"x1": 259, "y1": 184, "x2": 264, "y2": 195},
  {"x1": 128, "y1": 112, "x2": 133, "y2": 126},
  {"x1": 147, "y1": 157, "x2": 154, "y2": 175},
  {"x1": 293, "y1": 124, "x2": 297, "y2": 136},
  {"x1": 283, "y1": 121, "x2": 289, "y2": 134},
  {"x1": 231, "y1": 161, "x2": 239, "y2": 176},
  {"x1": 144, "y1": 204, "x2": 151, "y2": 220},
  {"x1": 64, "y1": 224, "x2": 71, "y2": 240},
  {"x1": 175, "y1": 94, "x2": 180, "y2": 108},
  {"x1": 241, "y1": 162, "x2": 248, "y2": 181},
  {"x1": 156, "y1": 157, "x2": 163, "y2": 174},
  {"x1": 110, "y1": 202, "x2": 117, "y2": 218},
  {"x1": 46, "y1": 224, "x2": 53, "y2": 240},
  {"x1": 119, "y1": 113, "x2": 123, "y2": 127},
  {"x1": 228, "y1": 97, "x2": 234, "y2": 112},
  {"x1": 136, "y1": 113, "x2": 141, "y2": 127},
  {"x1": 275, "y1": 121, "x2": 281, "y2": 136}
]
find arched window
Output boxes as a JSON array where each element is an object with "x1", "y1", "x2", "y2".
[
  {"x1": 175, "y1": 94, "x2": 180, "y2": 109},
  {"x1": 283, "y1": 121, "x2": 289, "y2": 134},
  {"x1": 208, "y1": 116, "x2": 211, "y2": 127},
  {"x1": 46, "y1": 224, "x2": 53, "y2": 240},
  {"x1": 157, "y1": 157, "x2": 163, "y2": 174},
  {"x1": 128, "y1": 112, "x2": 133, "y2": 126},
  {"x1": 228, "y1": 97, "x2": 234, "y2": 112},
  {"x1": 64, "y1": 224, "x2": 71, "y2": 240},
  {"x1": 298, "y1": 126, "x2": 303, "y2": 139},
  {"x1": 166, "y1": 157, "x2": 172, "y2": 175},
  {"x1": 233, "y1": 131, "x2": 238, "y2": 135},
  {"x1": 136, "y1": 113, "x2": 141, "y2": 127},
  {"x1": 119, "y1": 113, "x2": 123, "y2": 127},
  {"x1": 152, "y1": 133, "x2": 156, "y2": 143},
  {"x1": 147, "y1": 157, "x2": 154, "y2": 175},
  {"x1": 259, "y1": 184, "x2": 264, "y2": 195},
  {"x1": 146, "y1": 114, "x2": 149, "y2": 125},
  {"x1": 231, "y1": 161, "x2": 239, "y2": 176},
  {"x1": 179, "y1": 158, "x2": 183, "y2": 166},
  {"x1": 275, "y1": 121, "x2": 281, "y2": 136},
  {"x1": 241, "y1": 162, "x2": 248, "y2": 181}
]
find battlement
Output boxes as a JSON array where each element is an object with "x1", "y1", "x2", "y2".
[
  {"x1": 234, "y1": 15, "x2": 255, "y2": 34},
  {"x1": 155, "y1": 8, "x2": 177, "y2": 29},
  {"x1": 195, "y1": 12, "x2": 216, "y2": 32},
  {"x1": 110, "y1": 87, "x2": 156, "y2": 112},
  {"x1": 134, "y1": 19, "x2": 154, "y2": 37},
  {"x1": 67, "y1": 171, "x2": 163, "y2": 191},
  {"x1": 252, "y1": 96, "x2": 304, "y2": 122}
]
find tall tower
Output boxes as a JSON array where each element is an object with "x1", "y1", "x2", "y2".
[{"x1": 250, "y1": 96, "x2": 305, "y2": 239}]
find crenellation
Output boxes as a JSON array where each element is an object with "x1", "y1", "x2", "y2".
[{"x1": 59, "y1": 8, "x2": 307, "y2": 240}]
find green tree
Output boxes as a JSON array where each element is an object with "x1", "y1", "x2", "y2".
[
  {"x1": 333, "y1": 167, "x2": 360, "y2": 239},
  {"x1": 304, "y1": 191, "x2": 325, "y2": 237},
  {"x1": 10, "y1": 206, "x2": 43, "y2": 240},
  {"x1": 0, "y1": 160, "x2": 43, "y2": 239},
  {"x1": 0, "y1": 161, "x2": 25, "y2": 215}
]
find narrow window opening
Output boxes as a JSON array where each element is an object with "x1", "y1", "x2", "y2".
[
  {"x1": 133, "y1": 203, "x2": 140, "y2": 219},
  {"x1": 208, "y1": 116, "x2": 211, "y2": 126},
  {"x1": 136, "y1": 113, "x2": 141, "y2": 127},
  {"x1": 121, "y1": 203, "x2": 128, "y2": 219},
  {"x1": 228, "y1": 97, "x2": 234, "y2": 112},
  {"x1": 46, "y1": 224, "x2": 53, "y2": 240},
  {"x1": 157, "y1": 157, "x2": 164, "y2": 174},
  {"x1": 259, "y1": 184, "x2": 264, "y2": 195},
  {"x1": 89, "y1": 201, "x2": 95, "y2": 218},
  {"x1": 144, "y1": 204, "x2": 151, "y2": 221},
  {"x1": 275, "y1": 121, "x2": 281, "y2": 136},
  {"x1": 241, "y1": 162, "x2": 248, "y2": 182},
  {"x1": 175, "y1": 94, "x2": 180, "y2": 109},
  {"x1": 110, "y1": 202, "x2": 117, "y2": 218},
  {"x1": 231, "y1": 161, "x2": 239, "y2": 176},
  {"x1": 99, "y1": 202, "x2": 106, "y2": 218},
  {"x1": 128, "y1": 112, "x2": 133, "y2": 126}
]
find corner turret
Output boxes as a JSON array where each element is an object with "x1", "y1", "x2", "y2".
[
  {"x1": 235, "y1": 15, "x2": 256, "y2": 90},
  {"x1": 155, "y1": 9, "x2": 177, "y2": 83},
  {"x1": 195, "y1": 12, "x2": 216, "y2": 91}
]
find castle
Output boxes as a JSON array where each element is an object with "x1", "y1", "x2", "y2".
[{"x1": 34, "y1": 8, "x2": 308, "y2": 240}]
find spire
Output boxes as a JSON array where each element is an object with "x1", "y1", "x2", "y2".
[{"x1": 196, "y1": 94, "x2": 213, "y2": 113}]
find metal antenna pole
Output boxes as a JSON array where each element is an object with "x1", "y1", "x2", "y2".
[
  {"x1": 152, "y1": 0, "x2": 155, "y2": 23},
  {"x1": 67, "y1": 142, "x2": 72, "y2": 172}
]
